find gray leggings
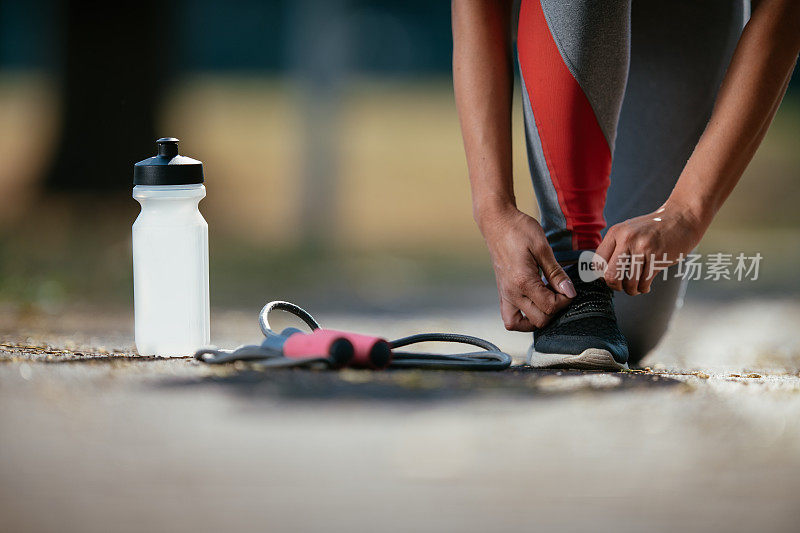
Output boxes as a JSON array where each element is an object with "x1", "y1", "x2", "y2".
[{"x1": 517, "y1": 0, "x2": 747, "y2": 363}]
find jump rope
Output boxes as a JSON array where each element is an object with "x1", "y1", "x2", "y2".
[{"x1": 195, "y1": 301, "x2": 512, "y2": 371}]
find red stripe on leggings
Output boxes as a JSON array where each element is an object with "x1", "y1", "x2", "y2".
[{"x1": 517, "y1": 0, "x2": 611, "y2": 251}]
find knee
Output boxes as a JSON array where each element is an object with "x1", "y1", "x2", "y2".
[{"x1": 614, "y1": 274, "x2": 686, "y2": 367}]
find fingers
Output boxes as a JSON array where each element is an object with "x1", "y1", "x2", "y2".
[
  {"x1": 535, "y1": 244, "x2": 577, "y2": 298},
  {"x1": 637, "y1": 256, "x2": 655, "y2": 294},
  {"x1": 499, "y1": 277, "x2": 570, "y2": 331},
  {"x1": 601, "y1": 231, "x2": 637, "y2": 292},
  {"x1": 603, "y1": 226, "x2": 636, "y2": 293},
  {"x1": 639, "y1": 273, "x2": 655, "y2": 294},
  {"x1": 521, "y1": 278, "x2": 571, "y2": 317},
  {"x1": 605, "y1": 242, "x2": 646, "y2": 295},
  {"x1": 618, "y1": 250, "x2": 655, "y2": 295},
  {"x1": 499, "y1": 298, "x2": 535, "y2": 332},
  {"x1": 622, "y1": 259, "x2": 641, "y2": 295},
  {"x1": 605, "y1": 245, "x2": 626, "y2": 291},
  {"x1": 514, "y1": 296, "x2": 553, "y2": 330}
]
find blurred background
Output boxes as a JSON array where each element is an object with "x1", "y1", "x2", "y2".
[{"x1": 0, "y1": 0, "x2": 798, "y2": 328}]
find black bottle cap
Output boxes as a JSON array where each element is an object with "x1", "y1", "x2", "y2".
[{"x1": 133, "y1": 138, "x2": 204, "y2": 185}]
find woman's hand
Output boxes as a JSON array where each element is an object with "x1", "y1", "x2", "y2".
[
  {"x1": 596, "y1": 201, "x2": 708, "y2": 295},
  {"x1": 478, "y1": 206, "x2": 576, "y2": 331},
  {"x1": 453, "y1": 1, "x2": 575, "y2": 330}
]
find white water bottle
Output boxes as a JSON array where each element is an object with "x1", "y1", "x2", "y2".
[{"x1": 132, "y1": 138, "x2": 210, "y2": 356}]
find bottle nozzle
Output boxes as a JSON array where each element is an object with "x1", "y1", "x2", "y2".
[{"x1": 157, "y1": 137, "x2": 180, "y2": 158}]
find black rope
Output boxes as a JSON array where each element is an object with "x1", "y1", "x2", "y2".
[{"x1": 196, "y1": 301, "x2": 512, "y2": 371}]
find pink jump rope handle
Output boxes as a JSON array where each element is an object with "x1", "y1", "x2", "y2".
[
  {"x1": 323, "y1": 330, "x2": 393, "y2": 369},
  {"x1": 259, "y1": 303, "x2": 391, "y2": 369},
  {"x1": 282, "y1": 329, "x2": 391, "y2": 369},
  {"x1": 282, "y1": 330, "x2": 354, "y2": 368}
]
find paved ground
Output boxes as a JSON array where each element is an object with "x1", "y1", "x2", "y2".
[{"x1": 2, "y1": 295, "x2": 800, "y2": 532}]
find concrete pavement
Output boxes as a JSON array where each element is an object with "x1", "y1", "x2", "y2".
[{"x1": 2, "y1": 297, "x2": 799, "y2": 532}]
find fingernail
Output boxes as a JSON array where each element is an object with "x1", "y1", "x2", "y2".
[{"x1": 559, "y1": 279, "x2": 577, "y2": 298}]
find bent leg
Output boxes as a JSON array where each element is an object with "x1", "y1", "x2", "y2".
[
  {"x1": 606, "y1": 0, "x2": 748, "y2": 364},
  {"x1": 518, "y1": 0, "x2": 631, "y2": 260}
]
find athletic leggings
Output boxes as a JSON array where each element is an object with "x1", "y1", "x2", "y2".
[{"x1": 517, "y1": 0, "x2": 747, "y2": 362}]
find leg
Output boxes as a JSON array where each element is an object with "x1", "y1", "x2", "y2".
[
  {"x1": 606, "y1": 0, "x2": 748, "y2": 365},
  {"x1": 518, "y1": 0, "x2": 631, "y2": 261},
  {"x1": 518, "y1": 0, "x2": 634, "y2": 370}
]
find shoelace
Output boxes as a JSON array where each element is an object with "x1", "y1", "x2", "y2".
[{"x1": 559, "y1": 280, "x2": 615, "y2": 322}]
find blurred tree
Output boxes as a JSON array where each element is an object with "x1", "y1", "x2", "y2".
[
  {"x1": 45, "y1": 0, "x2": 168, "y2": 192},
  {"x1": 288, "y1": 0, "x2": 350, "y2": 250}
]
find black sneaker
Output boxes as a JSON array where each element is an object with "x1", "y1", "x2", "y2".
[{"x1": 527, "y1": 268, "x2": 629, "y2": 371}]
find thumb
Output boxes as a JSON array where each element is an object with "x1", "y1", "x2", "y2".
[{"x1": 537, "y1": 245, "x2": 577, "y2": 298}]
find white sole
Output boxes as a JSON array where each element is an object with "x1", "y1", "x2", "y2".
[{"x1": 526, "y1": 347, "x2": 629, "y2": 371}]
